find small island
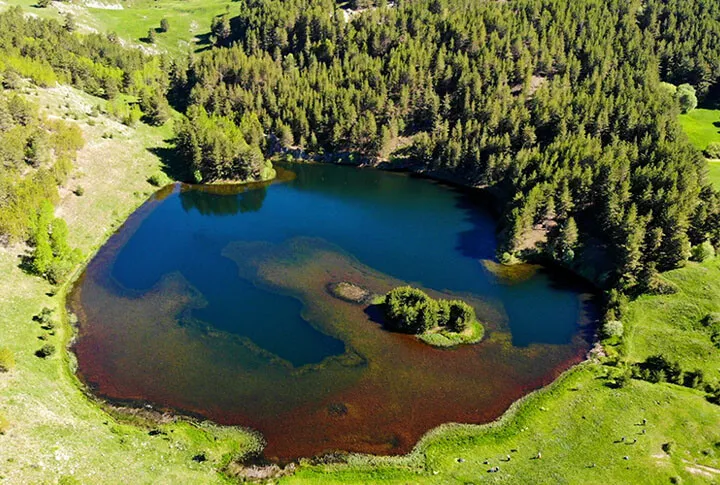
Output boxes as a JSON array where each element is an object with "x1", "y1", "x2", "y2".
[
  {"x1": 327, "y1": 281, "x2": 375, "y2": 304},
  {"x1": 382, "y1": 286, "x2": 484, "y2": 347}
]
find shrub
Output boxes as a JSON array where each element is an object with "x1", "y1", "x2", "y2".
[
  {"x1": 147, "y1": 172, "x2": 170, "y2": 187},
  {"x1": 47, "y1": 255, "x2": 77, "y2": 285},
  {"x1": 644, "y1": 274, "x2": 680, "y2": 295},
  {"x1": 384, "y1": 286, "x2": 438, "y2": 334},
  {"x1": 74, "y1": 186, "x2": 84, "y2": 196},
  {"x1": 498, "y1": 252, "x2": 516, "y2": 264},
  {"x1": 702, "y1": 313, "x2": 720, "y2": 348},
  {"x1": 705, "y1": 142, "x2": 720, "y2": 159},
  {"x1": 691, "y1": 241, "x2": 716, "y2": 262},
  {"x1": 702, "y1": 313, "x2": 720, "y2": 328},
  {"x1": 612, "y1": 367, "x2": 632, "y2": 389},
  {"x1": 707, "y1": 386, "x2": 720, "y2": 405},
  {"x1": 36, "y1": 344, "x2": 56, "y2": 358},
  {"x1": 602, "y1": 320, "x2": 624, "y2": 339},
  {"x1": 0, "y1": 348, "x2": 15, "y2": 372},
  {"x1": 34, "y1": 307, "x2": 54, "y2": 325},
  {"x1": 677, "y1": 84, "x2": 697, "y2": 113}
]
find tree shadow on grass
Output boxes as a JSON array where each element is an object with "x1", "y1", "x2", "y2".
[
  {"x1": 147, "y1": 141, "x2": 191, "y2": 182},
  {"x1": 193, "y1": 32, "x2": 214, "y2": 53},
  {"x1": 17, "y1": 252, "x2": 36, "y2": 277}
]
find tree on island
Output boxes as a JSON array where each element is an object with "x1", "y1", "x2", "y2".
[
  {"x1": 383, "y1": 286, "x2": 477, "y2": 335},
  {"x1": 384, "y1": 286, "x2": 438, "y2": 333}
]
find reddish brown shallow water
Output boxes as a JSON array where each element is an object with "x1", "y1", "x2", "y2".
[{"x1": 69, "y1": 165, "x2": 595, "y2": 462}]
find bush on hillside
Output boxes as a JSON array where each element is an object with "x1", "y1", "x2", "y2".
[
  {"x1": 633, "y1": 354, "x2": 683, "y2": 384},
  {"x1": 677, "y1": 84, "x2": 698, "y2": 113},
  {"x1": 602, "y1": 320, "x2": 624, "y2": 339},
  {"x1": 691, "y1": 241, "x2": 716, "y2": 262},
  {"x1": 35, "y1": 344, "x2": 56, "y2": 358}
]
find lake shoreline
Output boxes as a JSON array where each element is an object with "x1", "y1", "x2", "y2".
[{"x1": 66, "y1": 162, "x2": 597, "y2": 464}]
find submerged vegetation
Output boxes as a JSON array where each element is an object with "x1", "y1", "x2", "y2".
[{"x1": 383, "y1": 286, "x2": 483, "y2": 346}]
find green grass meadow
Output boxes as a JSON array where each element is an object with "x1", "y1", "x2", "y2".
[
  {"x1": 5, "y1": 0, "x2": 232, "y2": 55},
  {"x1": 679, "y1": 108, "x2": 720, "y2": 189},
  {"x1": 679, "y1": 108, "x2": 720, "y2": 153}
]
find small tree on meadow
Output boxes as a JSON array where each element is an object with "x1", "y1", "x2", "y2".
[
  {"x1": 160, "y1": 18, "x2": 170, "y2": 33},
  {"x1": 691, "y1": 241, "x2": 716, "y2": 262}
]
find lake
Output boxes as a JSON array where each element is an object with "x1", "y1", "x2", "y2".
[{"x1": 69, "y1": 162, "x2": 595, "y2": 462}]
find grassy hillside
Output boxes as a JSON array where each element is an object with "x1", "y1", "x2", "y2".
[
  {"x1": 0, "y1": 85, "x2": 260, "y2": 484},
  {"x1": 679, "y1": 108, "x2": 720, "y2": 189},
  {"x1": 709, "y1": 162, "x2": 720, "y2": 190},
  {"x1": 680, "y1": 108, "x2": 720, "y2": 153},
  {"x1": 5, "y1": 0, "x2": 232, "y2": 54}
]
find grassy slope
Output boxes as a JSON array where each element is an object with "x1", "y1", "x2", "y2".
[
  {"x1": 8, "y1": 0, "x2": 231, "y2": 55},
  {"x1": 679, "y1": 108, "x2": 720, "y2": 152},
  {"x1": 709, "y1": 162, "x2": 720, "y2": 190},
  {"x1": 0, "y1": 85, "x2": 257, "y2": 484},
  {"x1": 679, "y1": 108, "x2": 720, "y2": 189}
]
